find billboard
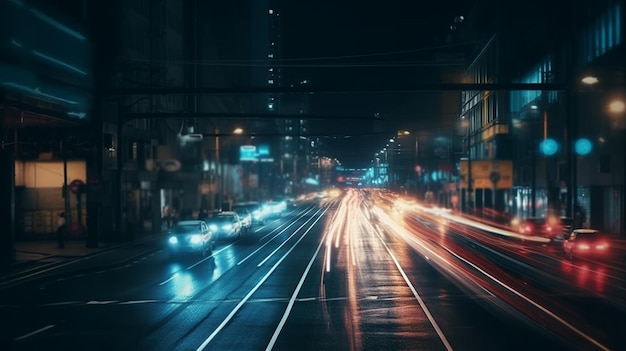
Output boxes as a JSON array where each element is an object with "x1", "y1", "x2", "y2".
[
  {"x1": 239, "y1": 145, "x2": 273, "y2": 162},
  {"x1": 240, "y1": 145, "x2": 257, "y2": 161},
  {"x1": 459, "y1": 160, "x2": 513, "y2": 189}
]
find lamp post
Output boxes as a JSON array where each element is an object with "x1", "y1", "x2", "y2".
[{"x1": 607, "y1": 97, "x2": 625, "y2": 237}]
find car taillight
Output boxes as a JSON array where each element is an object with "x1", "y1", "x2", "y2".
[
  {"x1": 577, "y1": 243, "x2": 590, "y2": 250},
  {"x1": 595, "y1": 242, "x2": 609, "y2": 250}
]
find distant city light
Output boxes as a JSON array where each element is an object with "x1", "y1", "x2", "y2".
[
  {"x1": 539, "y1": 138, "x2": 559, "y2": 156},
  {"x1": 575, "y1": 138, "x2": 593, "y2": 156},
  {"x1": 581, "y1": 76, "x2": 599, "y2": 85},
  {"x1": 608, "y1": 100, "x2": 625, "y2": 114}
]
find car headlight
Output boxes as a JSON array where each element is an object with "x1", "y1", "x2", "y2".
[
  {"x1": 190, "y1": 234, "x2": 203, "y2": 244},
  {"x1": 168, "y1": 236, "x2": 178, "y2": 245},
  {"x1": 209, "y1": 224, "x2": 218, "y2": 231},
  {"x1": 223, "y1": 224, "x2": 233, "y2": 230}
]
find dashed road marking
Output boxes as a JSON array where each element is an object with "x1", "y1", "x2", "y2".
[{"x1": 14, "y1": 325, "x2": 55, "y2": 341}]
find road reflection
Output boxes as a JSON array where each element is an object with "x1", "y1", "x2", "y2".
[
  {"x1": 170, "y1": 271, "x2": 195, "y2": 298},
  {"x1": 350, "y1": 189, "x2": 617, "y2": 350},
  {"x1": 560, "y1": 261, "x2": 609, "y2": 294}
]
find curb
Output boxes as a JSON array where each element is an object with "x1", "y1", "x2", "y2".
[
  {"x1": 0, "y1": 243, "x2": 162, "y2": 290},
  {"x1": 1, "y1": 235, "x2": 165, "y2": 288}
]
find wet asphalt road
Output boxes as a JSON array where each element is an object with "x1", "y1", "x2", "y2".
[{"x1": 1, "y1": 190, "x2": 624, "y2": 351}]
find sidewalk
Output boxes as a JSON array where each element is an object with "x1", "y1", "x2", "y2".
[{"x1": 1, "y1": 231, "x2": 167, "y2": 286}]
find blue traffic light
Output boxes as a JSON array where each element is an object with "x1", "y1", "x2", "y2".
[
  {"x1": 539, "y1": 139, "x2": 558, "y2": 156},
  {"x1": 575, "y1": 138, "x2": 593, "y2": 156}
]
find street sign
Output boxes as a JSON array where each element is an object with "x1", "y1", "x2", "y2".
[{"x1": 69, "y1": 179, "x2": 85, "y2": 194}]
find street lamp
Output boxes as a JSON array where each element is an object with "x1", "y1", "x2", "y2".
[
  {"x1": 581, "y1": 76, "x2": 600, "y2": 85},
  {"x1": 204, "y1": 119, "x2": 245, "y2": 211}
]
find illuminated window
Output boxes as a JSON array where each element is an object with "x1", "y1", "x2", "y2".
[
  {"x1": 268, "y1": 53, "x2": 274, "y2": 58},
  {"x1": 268, "y1": 67, "x2": 273, "y2": 72},
  {"x1": 268, "y1": 79, "x2": 274, "y2": 84},
  {"x1": 268, "y1": 102, "x2": 274, "y2": 110},
  {"x1": 269, "y1": 9, "x2": 273, "y2": 15}
]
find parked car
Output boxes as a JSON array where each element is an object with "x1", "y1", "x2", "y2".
[
  {"x1": 205, "y1": 211, "x2": 242, "y2": 240},
  {"x1": 234, "y1": 202, "x2": 266, "y2": 225},
  {"x1": 232, "y1": 206, "x2": 252, "y2": 233},
  {"x1": 166, "y1": 220, "x2": 213, "y2": 258},
  {"x1": 562, "y1": 229, "x2": 612, "y2": 260}
]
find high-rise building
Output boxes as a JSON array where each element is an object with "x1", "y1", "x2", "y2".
[{"x1": 461, "y1": 0, "x2": 625, "y2": 236}]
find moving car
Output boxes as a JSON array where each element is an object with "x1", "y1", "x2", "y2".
[
  {"x1": 515, "y1": 216, "x2": 572, "y2": 240},
  {"x1": 167, "y1": 220, "x2": 213, "y2": 258},
  {"x1": 232, "y1": 206, "x2": 252, "y2": 233},
  {"x1": 562, "y1": 229, "x2": 612, "y2": 260},
  {"x1": 517, "y1": 217, "x2": 558, "y2": 238},
  {"x1": 263, "y1": 198, "x2": 287, "y2": 218},
  {"x1": 234, "y1": 202, "x2": 266, "y2": 225},
  {"x1": 205, "y1": 211, "x2": 242, "y2": 240}
]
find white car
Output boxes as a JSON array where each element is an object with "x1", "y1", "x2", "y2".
[
  {"x1": 205, "y1": 211, "x2": 242, "y2": 240},
  {"x1": 263, "y1": 198, "x2": 287, "y2": 217},
  {"x1": 167, "y1": 220, "x2": 213, "y2": 258},
  {"x1": 232, "y1": 206, "x2": 252, "y2": 233},
  {"x1": 234, "y1": 202, "x2": 266, "y2": 225}
]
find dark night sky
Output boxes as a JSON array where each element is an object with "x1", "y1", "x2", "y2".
[{"x1": 280, "y1": 0, "x2": 475, "y2": 168}]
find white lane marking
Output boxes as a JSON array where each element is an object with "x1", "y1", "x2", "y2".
[
  {"x1": 195, "y1": 205, "x2": 329, "y2": 351},
  {"x1": 257, "y1": 207, "x2": 325, "y2": 267},
  {"x1": 375, "y1": 230, "x2": 455, "y2": 351},
  {"x1": 41, "y1": 301, "x2": 83, "y2": 307},
  {"x1": 86, "y1": 300, "x2": 118, "y2": 305},
  {"x1": 265, "y1": 212, "x2": 329, "y2": 351},
  {"x1": 238, "y1": 207, "x2": 318, "y2": 266},
  {"x1": 159, "y1": 273, "x2": 178, "y2": 286},
  {"x1": 14, "y1": 325, "x2": 55, "y2": 341},
  {"x1": 186, "y1": 254, "x2": 215, "y2": 270},
  {"x1": 445, "y1": 248, "x2": 611, "y2": 351},
  {"x1": 379, "y1": 206, "x2": 610, "y2": 351},
  {"x1": 118, "y1": 300, "x2": 160, "y2": 305}
]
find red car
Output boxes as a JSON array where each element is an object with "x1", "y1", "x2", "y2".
[
  {"x1": 562, "y1": 229, "x2": 612, "y2": 260},
  {"x1": 518, "y1": 216, "x2": 571, "y2": 240}
]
